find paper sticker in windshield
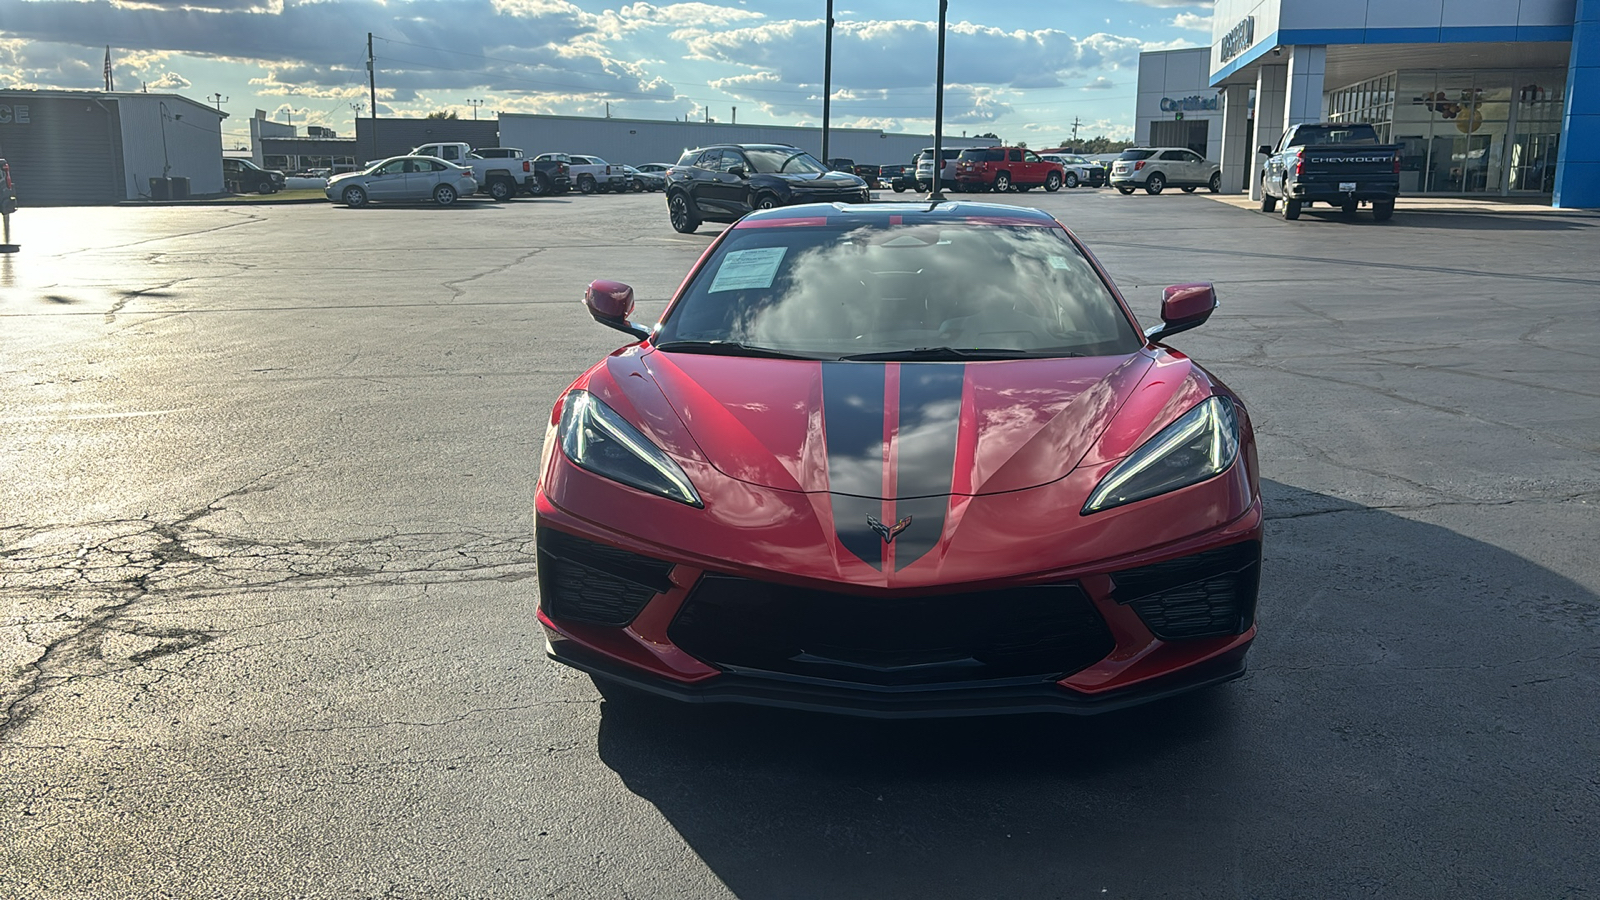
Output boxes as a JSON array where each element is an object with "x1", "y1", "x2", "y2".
[
  {"x1": 709, "y1": 247, "x2": 787, "y2": 293},
  {"x1": 1047, "y1": 255, "x2": 1072, "y2": 270}
]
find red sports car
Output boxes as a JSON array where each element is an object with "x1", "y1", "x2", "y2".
[{"x1": 535, "y1": 201, "x2": 1261, "y2": 717}]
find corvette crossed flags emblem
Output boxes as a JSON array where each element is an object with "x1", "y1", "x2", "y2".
[{"x1": 865, "y1": 514, "x2": 913, "y2": 544}]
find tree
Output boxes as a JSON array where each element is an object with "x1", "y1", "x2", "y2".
[
  {"x1": 425, "y1": 110, "x2": 459, "y2": 120},
  {"x1": 972, "y1": 132, "x2": 1000, "y2": 141}
]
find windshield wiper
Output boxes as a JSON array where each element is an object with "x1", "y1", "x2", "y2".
[
  {"x1": 654, "y1": 340, "x2": 816, "y2": 360},
  {"x1": 838, "y1": 347, "x2": 1035, "y2": 361}
]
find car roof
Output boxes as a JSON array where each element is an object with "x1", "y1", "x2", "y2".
[{"x1": 733, "y1": 201, "x2": 1061, "y2": 229}]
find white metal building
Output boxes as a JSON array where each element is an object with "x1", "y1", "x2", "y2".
[
  {"x1": 0, "y1": 90, "x2": 225, "y2": 204},
  {"x1": 498, "y1": 114, "x2": 989, "y2": 169}
]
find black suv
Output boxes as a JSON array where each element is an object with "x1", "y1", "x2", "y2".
[
  {"x1": 222, "y1": 158, "x2": 286, "y2": 194},
  {"x1": 664, "y1": 144, "x2": 870, "y2": 234}
]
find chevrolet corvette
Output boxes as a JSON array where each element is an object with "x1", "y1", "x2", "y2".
[{"x1": 535, "y1": 201, "x2": 1261, "y2": 717}]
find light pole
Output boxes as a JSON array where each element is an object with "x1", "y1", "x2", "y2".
[
  {"x1": 821, "y1": 0, "x2": 834, "y2": 166},
  {"x1": 208, "y1": 93, "x2": 228, "y2": 112},
  {"x1": 927, "y1": 0, "x2": 948, "y2": 201},
  {"x1": 467, "y1": 98, "x2": 484, "y2": 120}
]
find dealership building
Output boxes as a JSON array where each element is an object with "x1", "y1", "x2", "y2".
[{"x1": 1137, "y1": 0, "x2": 1597, "y2": 206}]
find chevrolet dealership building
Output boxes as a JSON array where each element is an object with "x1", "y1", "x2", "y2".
[{"x1": 1141, "y1": 0, "x2": 1597, "y2": 206}]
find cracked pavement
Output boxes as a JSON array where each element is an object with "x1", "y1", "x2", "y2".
[{"x1": 2, "y1": 193, "x2": 1598, "y2": 898}]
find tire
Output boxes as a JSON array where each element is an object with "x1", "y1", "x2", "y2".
[
  {"x1": 578, "y1": 175, "x2": 597, "y2": 195},
  {"x1": 1209, "y1": 172, "x2": 1222, "y2": 193},
  {"x1": 632, "y1": 180, "x2": 645, "y2": 193},
  {"x1": 1063, "y1": 172, "x2": 1078, "y2": 189},
  {"x1": 1341, "y1": 199, "x2": 1358, "y2": 214},
  {"x1": 1182, "y1": 186, "x2": 1197, "y2": 193},
  {"x1": 1283, "y1": 198, "x2": 1301, "y2": 220},
  {"x1": 667, "y1": 191, "x2": 700, "y2": 234},
  {"x1": 893, "y1": 184, "x2": 907, "y2": 193},
  {"x1": 753, "y1": 192, "x2": 780, "y2": 210},
  {"x1": 1260, "y1": 193, "x2": 1277, "y2": 213},
  {"x1": 434, "y1": 184, "x2": 458, "y2": 206},
  {"x1": 342, "y1": 186, "x2": 367, "y2": 208},
  {"x1": 257, "y1": 180, "x2": 274, "y2": 194},
  {"x1": 993, "y1": 172, "x2": 1012, "y2": 193},
  {"x1": 1045, "y1": 172, "x2": 1062, "y2": 192},
  {"x1": 527, "y1": 173, "x2": 550, "y2": 196},
  {"x1": 488, "y1": 178, "x2": 513, "y2": 201},
  {"x1": 1117, "y1": 186, "x2": 1135, "y2": 195},
  {"x1": 1372, "y1": 200, "x2": 1395, "y2": 222},
  {"x1": 1145, "y1": 173, "x2": 1166, "y2": 195}
]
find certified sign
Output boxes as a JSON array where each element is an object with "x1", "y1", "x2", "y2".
[{"x1": 1219, "y1": 17, "x2": 1256, "y2": 63}]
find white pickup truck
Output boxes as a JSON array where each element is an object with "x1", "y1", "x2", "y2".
[
  {"x1": 408, "y1": 142, "x2": 534, "y2": 201},
  {"x1": 535, "y1": 153, "x2": 629, "y2": 194}
]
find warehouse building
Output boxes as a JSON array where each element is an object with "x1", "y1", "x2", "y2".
[
  {"x1": 1137, "y1": 0, "x2": 1597, "y2": 206},
  {"x1": 498, "y1": 114, "x2": 988, "y2": 170},
  {"x1": 0, "y1": 89, "x2": 225, "y2": 205}
]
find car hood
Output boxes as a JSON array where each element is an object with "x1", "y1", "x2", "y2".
[
  {"x1": 769, "y1": 172, "x2": 865, "y2": 189},
  {"x1": 637, "y1": 351, "x2": 1154, "y2": 499}
]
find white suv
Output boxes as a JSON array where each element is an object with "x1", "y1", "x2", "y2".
[
  {"x1": 1110, "y1": 147, "x2": 1221, "y2": 195},
  {"x1": 914, "y1": 147, "x2": 962, "y2": 190}
]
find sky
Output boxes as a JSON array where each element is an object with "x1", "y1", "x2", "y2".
[{"x1": 0, "y1": 0, "x2": 1213, "y2": 150}]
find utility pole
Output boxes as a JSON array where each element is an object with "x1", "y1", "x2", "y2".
[
  {"x1": 927, "y1": 0, "x2": 948, "y2": 201},
  {"x1": 468, "y1": 98, "x2": 484, "y2": 120},
  {"x1": 367, "y1": 33, "x2": 378, "y2": 163},
  {"x1": 604, "y1": 101, "x2": 611, "y2": 119},
  {"x1": 208, "y1": 93, "x2": 228, "y2": 112},
  {"x1": 705, "y1": 105, "x2": 710, "y2": 123},
  {"x1": 1071, "y1": 116, "x2": 1082, "y2": 145},
  {"x1": 821, "y1": 0, "x2": 834, "y2": 165},
  {"x1": 732, "y1": 106, "x2": 737, "y2": 125}
]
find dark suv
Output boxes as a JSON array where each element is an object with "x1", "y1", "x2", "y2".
[
  {"x1": 664, "y1": 144, "x2": 870, "y2": 234},
  {"x1": 222, "y1": 158, "x2": 286, "y2": 194}
]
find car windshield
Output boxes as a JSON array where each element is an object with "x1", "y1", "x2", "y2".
[
  {"x1": 1118, "y1": 150, "x2": 1157, "y2": 161},
  {"x1": 655, "y1": 223, "x2": 1142, "y2": 360},
  {"x1": 744, "y1": 148, "x2": 829, "y2": 175}
]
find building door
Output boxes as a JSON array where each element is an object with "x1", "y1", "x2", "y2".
[{"x1": 1149, "y1": 120, "x2": 1210, "y2": 157}]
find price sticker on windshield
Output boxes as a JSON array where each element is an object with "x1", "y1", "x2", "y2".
[{"x1": 709, "y1": 247, "x2": 788, "y2": 293}]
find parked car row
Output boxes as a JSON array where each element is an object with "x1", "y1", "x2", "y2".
[{"x1": 322, "y1": 142, "x2": 679, "y2": 207}]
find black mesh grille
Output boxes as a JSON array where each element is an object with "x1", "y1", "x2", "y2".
[
  {"x1": 1111, "y1": 541, "x2": 1260, "y2": 640},
  {"x1": 536, "y1": 527, "x2": 674, "y2": 626},
  {"x1": 669, "y1": 576, "x2": 1114, "y2": 687}
]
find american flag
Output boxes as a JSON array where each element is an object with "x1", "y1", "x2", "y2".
[{"x1": 103, "y1": 46, "x2": 113, "y2": 91}]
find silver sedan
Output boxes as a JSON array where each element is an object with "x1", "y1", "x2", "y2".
[{"x1": 325, "y1": 156, "x2": 478, "y2": 207}]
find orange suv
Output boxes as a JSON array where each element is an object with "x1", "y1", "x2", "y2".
[{"x1": 953, "y1": 147, "x2": 1066, "y2": 193}]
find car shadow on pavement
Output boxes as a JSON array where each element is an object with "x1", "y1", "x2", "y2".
[{"x1": 594, "y1": 479, "x2": 1599, "y2": 898}]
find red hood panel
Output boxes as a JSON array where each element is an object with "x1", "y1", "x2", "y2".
[{"x1": 641, "y1": 350, "x2": 1152, "y2": 497}]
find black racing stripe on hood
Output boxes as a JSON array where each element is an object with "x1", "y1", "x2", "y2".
[
  {"x1": 893, "y1": 363, "x2": 965, "y2": 570},
  {"x1": 822, "y1": 362, "x2": 886, "y2": 569}
]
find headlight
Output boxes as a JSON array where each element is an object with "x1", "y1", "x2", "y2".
[
  {"x1": 1082, "y1": 396, "x2": 1239, "y2": 515},
  {"x1": 558, "y1": 390, "x2": 702, "y2": 507}
]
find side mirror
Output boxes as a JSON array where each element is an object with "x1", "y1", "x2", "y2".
[
  {"x1": 728, "y1": 165, "x2": 747, "y2": 178},
  {"x1": 1145, "y1": 283, "x2": 1217, "y2": 344},
  {"x1": 584, "y1": 280, "x2": 650, "y2": 341},
  {"x1": 1258, "y1": 145, "x2": 1272, "y2": 155}
]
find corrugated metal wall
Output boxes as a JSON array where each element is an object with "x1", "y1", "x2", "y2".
[
  {"x1": 497, "y1": 115, "x2": 988, "y2": 169},
  {"x1": 115, "y1": 94, "x2": 226, "y2": 198},
  {"x1": 353, "y1": 118, "x2": 500, "y2": 162},
  {"x1": 0, "y1": 94, "x2": 124, "y2": 205}
]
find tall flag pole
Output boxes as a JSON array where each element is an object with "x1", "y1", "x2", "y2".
[{"x1": 104, "y1": 46, "x2": 114, "y2": 91}]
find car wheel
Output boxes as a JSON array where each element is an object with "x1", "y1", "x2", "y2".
[
  {"x1": 1260, "y1": 193, "x2": 1277, "y2": 213},
  {"x1": 753, "y1": 193, "x2": 780, "y2": 210},
  {"x1": 632, "y1": 181, "x2": 645, "y2": 193},
  {"x1": 1063, "y1": 172, "x2": 1078, "y2": 189},
  {"x1": 1209, "y1": 172, "x2": 1222, "y2": 193},
  {"x1": 342, "y1": 186, "x2": 367, "y2": 208},
  {"x1": 668, "y1": 191, "x2": 700, "y2": 234},
  {"x1": 993, "y1": 172, "x2": 1011, "y2": 193},
  {"x1": 257, "y1": 179, "x2": 274, "y2": 194},
  {"x1": 528, "y1": 173, "x2": 549, "y2": 196},
  {"x1": 1372, "y1": 200, "x2": 1395, "y2": 222},
  {"x1": 1182, "y1": 186, "x2": 1198, "y2": 193},
  {"x1": 1283, "y1": 198, "x2": 1301, "y2": 220},
  {"x1": 488, "y1": 178, "x2": 513, "y2": 201},
  {"x1": 1045, "y1": 172, "x2": 1062, "y2": 192},
  {"x1": 893, "y1": 184, "x2": 907, "y2": 193},
  {"x1": 1145, "y1": 173, "x2": 1166, "y2": 195},
  {"x1": 578, "y1": 175, "x2": 597, "y2": 194},
  {"x1": 434, "y1": 184, "x2": 457, "y2": 206},
  {"x1": 1117, "y1": 186, "x2": 1135, "y2": 195}
]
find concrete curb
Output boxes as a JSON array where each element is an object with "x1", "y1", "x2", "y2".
[{"x1": 1198, "y1": 192, "x2": 1600, "y2": 218}]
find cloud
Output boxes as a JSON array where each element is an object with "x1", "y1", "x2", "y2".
[
  {"x1": 1172, "y1": 12, "x2": 1211, "y2": 32},
  {"x1": 1120, "y1": 0, "x2": 1212, "y2": 7},
  {"x1": 1082, "y1": 76, "x2": 1116, "y2": 90},
  {"x1": 145, "y1": 70, "x2": 192, "y2": 90}
]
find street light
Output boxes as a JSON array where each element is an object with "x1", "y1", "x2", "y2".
[
  {"x1": 821, "y1": 0, "x2": 834, "y2": 166},
  {"x1": 467, "y1": 98, "x2": 484, "y2": 120},
  {"x1": 208, "y1": 93, "x2": 228, "y2": 112},
  {"x1": 926, "y1": 0, "x2": 949, "y2": 202}
]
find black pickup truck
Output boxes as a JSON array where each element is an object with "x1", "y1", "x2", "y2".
[{"x1": 1259, "y1": 123, "x2": 1401, "y2": 221}]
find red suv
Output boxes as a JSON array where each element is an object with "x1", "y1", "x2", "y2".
[{"x1": 954, "y1": 147, "x2": 1066, "y2": 193}]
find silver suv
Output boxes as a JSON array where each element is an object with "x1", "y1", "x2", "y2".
[
  {"x1": 1110, "y1": 147, "x2": 1221, "y2": 195},
  {"x1": 914, "y1": 147, "x2": 961, "y2": 191}
]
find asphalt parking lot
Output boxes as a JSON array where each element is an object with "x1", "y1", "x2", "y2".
[{"x1": 3, "y1": 188, "x2": 1598, "y2": 898}]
